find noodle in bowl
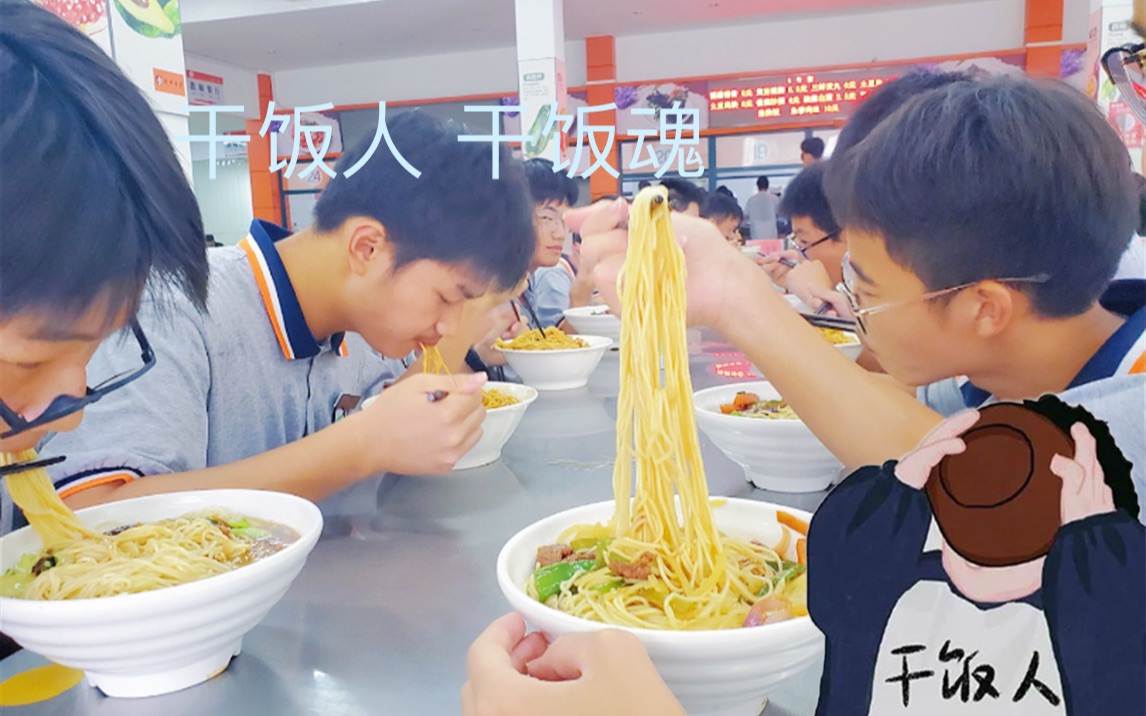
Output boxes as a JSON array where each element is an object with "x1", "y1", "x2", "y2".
[
  {"x1": 497, "y1": 498, "x2": 825, "y2": 716},
  {"x1": 694, "y1": 381, "x2": 843, "y2": 493},
  {"x1": 0, "y1": 489, "x2": 322, "y2": 698}
]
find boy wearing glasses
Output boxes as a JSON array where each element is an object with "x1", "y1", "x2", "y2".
[
  {"x1": 759, "y1": 162, "x2": 845, "y2": 304},
  {"x1": 0, "y1": 2, "x2": 207, "y2": 531},
  {"x1": 37, "y1": 110, "x2": 538, "y2": 512},
  {"x1": 574, "y1": 75, "x2": 1145, "y2": 514},
  {"x1": 513, "y1": 159, "x2": 580, "y2": 331}
]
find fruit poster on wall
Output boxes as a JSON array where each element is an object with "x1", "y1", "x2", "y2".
[
  {"x1": 35, "y1": 0, "x2": 113, "y2": 55},
  {"x1": 614, "y1": 82, "x2": 710, "y2": 134},
  {"x1": 107, "y1": 0, "x2": 189, "y2": 116}
]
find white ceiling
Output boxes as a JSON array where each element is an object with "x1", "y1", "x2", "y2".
[{"x1": 181, "y1": 0, "x2": 972, "y2": 73}]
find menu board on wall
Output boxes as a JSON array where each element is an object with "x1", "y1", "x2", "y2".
[
  {"x1": 704, "y1": 54, "x2": 1027, "y2": 129},
  {"x1": 707, "y1": 70, "x2": 896, "y2": 129}
]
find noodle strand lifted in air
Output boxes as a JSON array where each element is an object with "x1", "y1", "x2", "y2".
[
  {"x1": 526, "y1": 188, "x2": 808, "y2": 630},
  {"x1": 3, "y1": 450, "x2": 98, "y2": 546}
]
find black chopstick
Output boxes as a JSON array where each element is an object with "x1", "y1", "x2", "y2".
[{"x1": 798, "y1": 312, "x2": 857, "y2": 332}]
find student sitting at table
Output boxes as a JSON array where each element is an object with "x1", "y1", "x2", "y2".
[
  {"x1": 0, "y1": 5, "x2": 211, "y2": 665},
  {"x1": 700, "y1": 191, "x2": 745, "y2": 245},
  {"x1": 758, "y1": 162, "x2": 845, "y2": 302},
  {"x1": 0, "y1": 3, "x2": 208, "y2": 526},
  {"x1": 38, "y1": 111, "x2": 537, "y2": 513},
  {"x1": 527, "y1": 194, "x2": 629, "y2": 336},
  {"x1": 574, "y1": 75, "x2": 1145, "y2": 504},
  {"x1": 513, "y1": 159, "x2": 580, "y2": 331}
]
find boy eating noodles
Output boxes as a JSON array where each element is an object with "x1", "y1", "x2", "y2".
[{"x1": 39, "y1": 111, "x2": 537, "y2": 512}]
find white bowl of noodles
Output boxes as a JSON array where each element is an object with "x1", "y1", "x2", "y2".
[
  {"x1": 815, "y1": 327, "x2": 862, "y2": 362},
  {"x1": 562, "y1": 306, "x2": 622, "y2": 343},
  {"x1": 362, "y1": 382, "x2": 537, "y2": 470},
  {"x1": 0, "y1": 489, "x2": 322, "y2": 698},
  {"x1": 497, "y1": 498, "x2": 824, "y2": 716},
  {"x1": 495, "y1": 334, "x2": 613, "y2": 391},
  {"x1": 694, "y1": 381, "x2": 842, "y2": 493},
  {"x1": 456, "y1": 382, "x2": 538, "y2": 469}
]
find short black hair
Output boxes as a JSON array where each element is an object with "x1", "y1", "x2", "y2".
[
  {"x1": 835, "y1": 71, "x2": 973, "y2": 158},
  {"x1": 660, "y1": 178, "x2": 706, "y2": 212},
  {"x1": 756, "y1": 176, "x2": 770, "y2": 191},
  {"x1": 799, "y1": 137, "x2": 825, "y2": 159},
  {"x1": 778, "y1": 163, "x2": 840, "y2": 237},
  {"x1": 715, "y1": 185, "x2": 736, "y2": 199},
  {"x1": 0, "y1": 0, "x2": 208, "y2": 324},
  {"x1": 825, "y1": 76, "x2": 1136, "y2": 318},
  {"x1": 637, "y1": 179, "x2": 652, "y2": 190},
  {"x1": 315, "y1": 110, "x2": 534, "y2": 292},
  {"x1": 700, "y1": 192, "x2": 743, "y2": 223},
  {"x1": 1024, "y1": 395, "x2": 1138, "y2": 521},
  {"x1": 524, "y1": 158, "x2": 579, "y2": 207}
]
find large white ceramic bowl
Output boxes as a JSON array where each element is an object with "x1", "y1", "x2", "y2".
[
  {"x1": 363, "y1": 382, "x2": 537, "y2": 470},
  {"x1": 694, "y1": 381, "x2": 842, "y2": 493},
  {"x1": 498, "y1": 498, "x2": 824, "y2": 716},
  {"x1": 457, "y1": 382, "x2": 538, "y2": 468},
  {"x1": 562, "y1": 306, "x2": 622, "y2": 344},
  {"x1": 0, "y1": 489, "x2": 322, "y2": 698},
  {"x1": 496, "y1": 335, "x2": 613, "y2": 391}
]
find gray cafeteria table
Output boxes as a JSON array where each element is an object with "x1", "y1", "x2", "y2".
[{"x1": 1, "y1": 333, "x2": 830, "y2": 716}]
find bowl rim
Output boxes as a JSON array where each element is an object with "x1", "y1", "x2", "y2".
[
  {"x1": 562, "y1": 306, "x2": 619, "y2": 320},
  {"x1": 495, "y1": 335, "x2": 614, "y2": 354},
  {"x1": 0, "y1": 489, "x2": 322, "y2": 613},
  {"x1": 496, "y1": 497, "x2": 818, "y2": 645},
  {"x1": 363, "y1": 382, "x2": 539, "y2": 414}
]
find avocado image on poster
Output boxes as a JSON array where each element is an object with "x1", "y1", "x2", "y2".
[{"x1": 113, "y1": 0, "x2": 180, "y2": 39}]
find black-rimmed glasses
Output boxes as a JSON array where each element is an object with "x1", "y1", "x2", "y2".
[
  {"x1": 787, "y1": 231, "x2": 838, "y2": 261},
  {"x1": 0, "y1": 319, "x2": 154, "y2": 442}
]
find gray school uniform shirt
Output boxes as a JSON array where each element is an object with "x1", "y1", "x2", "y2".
[
  {"x1": 530, "y1": 258, "x2": 576, "y2": 329},
  {"x1": 1, "y1": 221, "x2": 403, "y2": 534}
]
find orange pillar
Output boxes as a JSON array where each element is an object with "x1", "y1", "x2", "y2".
[
  {"x1": 247, "y1": 73, "x2": 283, "y2": 225},
  {"x1": 585, "y1": 35, "x2": 619, "y2": 199},
  {"x1": 1024, "y1": 0, "x2": 1065, "y2": 78}
]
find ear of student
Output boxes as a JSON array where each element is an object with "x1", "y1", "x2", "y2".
[
  {"x1": 966, "y1": 281, "x2": 1018, "y2": 339},
  {"x1": 344, "y1": 220, "x2": 392, "y2": 275}
]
